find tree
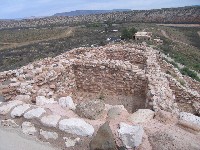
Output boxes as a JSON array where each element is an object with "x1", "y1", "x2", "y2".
[{"x1": 121, "y1": 27, "x2": 137, "y2": 40}]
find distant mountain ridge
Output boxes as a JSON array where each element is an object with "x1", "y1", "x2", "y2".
[{"x1": 53, "y1": 9, "x2": 131, "y2": 16}]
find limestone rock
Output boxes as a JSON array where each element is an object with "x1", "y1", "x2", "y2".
[
  {"x1": 0, "y1": 100, "x2": 23, "y2": 115},
  {"x1": 22, "y1": 122, "x2": 37, "y2": 135},
  {"x1": 24, "y1": 107, "x2": 46, "y2": 119},
  {"x1": 14, "y1": 95, "x2": 31, "y2": 103},
  {"x1": 1, "y1": 119, "x2": 19, "y2": 127},
  {"x1": 179, "y1": 112, "x2": 200, "y2": 126},
  {"x1": 129, "y1": 109, "x2": 155, "y2": 123},
  {"x1": 58, "y1": 96, "x2": 76, "y2": 110},
  {"x1": 11, "y1": 104, "x2": 30, "y2": 118},
  {"x1": 59, "y1": 118, "x2": 94, "y2": 136},
  {"x1": 63, "y1": 137, "x2": 80, "y2": 148},
  {"x1": 118, "y1": 122, "x2": 144, "y2": 148},
  {"x1": 76, "y1": 99, "x2": 105, "y2": 120},
  {"x1": 90, "y1": 121, "x2": 118, "y2": 150},
  {"x1": 40, "y1": 129, "x2": 58, "y2": 140},
  {"x1": 41, "y1": 115, "x2": 61, "y2": 127},
  {"x1": 36, "y1": 96, "x2": 57, "y2": 106}
]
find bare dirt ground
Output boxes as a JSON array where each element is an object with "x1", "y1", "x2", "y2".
[{"x1": 0, "y1": 27, "x2": 74, "y2": 50}]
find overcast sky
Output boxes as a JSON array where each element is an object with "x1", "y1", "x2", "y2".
[{"x1": 0, "y1": 0, "x2": 199, "y2": 19}]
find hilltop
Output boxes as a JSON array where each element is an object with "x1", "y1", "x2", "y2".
[
  {"x1": 0, "y1": 6, "x2": 199, "y2": 29},
  {"x1": 53, "y1": 9, "x2": 131, "y2": 17}
]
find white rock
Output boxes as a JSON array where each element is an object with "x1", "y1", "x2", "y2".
[
  {"x1": 58, "y1": 96, "x2": 76, "y2": 110},
  {"x1": 14, "y1": 95, "x2": 31, "y2": 102},
  {"x1": 1, "y1": 119, "x2": 19, "y2": 127},
  {"x1": 22, "y1": 122, "x2": 37, "y2": 135},
  {"x1": 36, "y1": 96, "x2": 57, "y2": 106},
  {"x1": 24, "y1": 107, "x2": 46, "y2": 119},
  {"x1": 59, "y1": 118, "x2": 94, "y2": 136},
  {"x1": 129, "y1": 109, "x2": 155, "y2": 123},
  {"x1": 63, "y1": 137, "x2": 80, "y2": 147},
  {"x1": 0, "y1": 102, "x2": 2, "y2": 105},
  {"x1": 41, "y1": 115, "x2": 61, "y2": 127},
  {"x1": 118, "y1": 122, "x2": 144, "y2": 148},
  {"x1": 0, "y1": 100, "x2": 23, "y2": 115},
  {"x1": 40, "y1": 129, "x2": 58, "y2": 140},
  {"x1": 179, "y1": 112, "x2": 200, "y2": 126},
  {"x1": 11, "y1": 104, "x2": 30, "y2": 118}
]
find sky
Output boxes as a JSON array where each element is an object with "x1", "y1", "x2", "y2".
[{"x1": 0, "y1": 0, "x2": 199, "y2": 19}]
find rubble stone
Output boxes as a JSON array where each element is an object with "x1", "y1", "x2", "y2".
[
  {"x1": 63, "y1": 137, "x2": 80, "y2": 148},
  {"x1": 118, "y1": 122, "x2": 144, "y2": 148},
  {"x1": 58, "y1": 96, "x2": 76, "y2": 110},
  {"x1": 76, "y1": 99, "x2": 105, "y2": 120},
  {"x1": 24, "y1": 107, "x2": 46, "y2": 119},
  {"x1": 129, "y1": 109, "x2": 155, "y2": 123},
  {"x1": 11, "y1": 104, "x2": 30, "y2": 118},
  {"x1": 90, "y1": 121, "x2": 118, "y2": 150},
  {"x1": 41, "y1": 115, "x2": 61, "y2": 127},
  {"x1": 179, "y1": 112, "x2": 200, "y2": 126},
  {"x1": 1, "y1": 119, "x2": 19, "y2": 127},
  {"x1": 59, "y1": 118, "x2": 94, "y2": 136},
  {"x1": 40, "y1": 129, "x2": 58, "y2": 140},
  {"x1": 22, "y1": 122, "x2": 37, "y2": 135},
  {"x1": 0, "y1": 100, "x2": 23, "y2": 115}
]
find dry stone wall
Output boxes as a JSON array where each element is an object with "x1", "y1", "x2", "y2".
[{"x1": 0, "y1": 43, "x2": 200, "y2": 149}]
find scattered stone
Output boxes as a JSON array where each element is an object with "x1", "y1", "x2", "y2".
[
  {"x1": 58, "y1": 96, "x2": 76, "y2": 110},
  {"x1": 107, "y1": 107, "x2": 122, "y2": 119},
  {"x1": 63, "y1": 137, "x2": 80, "y2": 148},
  {"x1": 118, "y1": 122, "x2": 144, "y2": 148},
  {"x1": 40, "y1": 129, "x2": 58, "y2": 140},
  {"x1": 22, "y1": 122, "x2": 37, "y2": 135},
  {"x1": 24, "y1": 107, "x2": 46, "y2": 119},
  {"x1": 76, "y1": 99, "x2": 105, "y2": 120},
  {"x1": 179, "y1": 112, "x2": 200, "y2": 126},
  {"x1": 36, "y1": 96, "x2": 57, "y2": 106},
  {"x1": 1, "y1": 119, "x2": 19, "y2": 127},
  {"x1": 10, "y1": 104, "x2": 30, "y2": 118},
  {"x1": 0, "y1": 100, "x2": 23, "y2": 115},
  {"x1": 59, "y1": 118, "x2": 94, "y2": 136},
  {"x1": 90, "y1": 121, "x2": 118, "y2": 150},
  {"x1": 129, "y1": 109, "x2": 155, "y2": 123},
  {"x1": 41, "y1": 115, "x2": 61, "y2": 128},
  {"x1": 49, "y1": 84, "x2": 56, "y2": 89}
]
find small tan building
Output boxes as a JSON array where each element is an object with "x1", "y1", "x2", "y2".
[{"x1": 134, "y1": 32, "x2": 152, "y2": 41}]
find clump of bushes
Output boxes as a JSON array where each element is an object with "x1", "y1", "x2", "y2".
[
  {"x1": 121, "y1": 27, "x2": 137, "y2": 40},
  {"x1": 180, "y1": 67, "x2": 200, "y2": 82}
]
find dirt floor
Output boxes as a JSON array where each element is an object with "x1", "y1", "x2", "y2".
[{"x1": 72, "y1": 91, "x2": 146, "y2": 113}]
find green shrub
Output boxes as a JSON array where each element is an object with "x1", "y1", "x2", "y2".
[{"x1": 180, "y1": 67, "x2": 200, "y2": 81}]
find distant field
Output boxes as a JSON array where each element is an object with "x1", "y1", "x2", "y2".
[{"x1": 0, "y1": 22, "x2": 199, "y2": 80}]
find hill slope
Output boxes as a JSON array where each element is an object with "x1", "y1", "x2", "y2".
[{"x1": 53, "y1": 9, "x2": 131, "y2": 16}]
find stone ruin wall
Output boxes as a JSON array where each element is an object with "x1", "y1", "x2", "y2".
[
  {"x1": 157, "y1": 55, "x2": 200, "y2": 115},
  {"x1": 73, "y1": 63, "x2": 147, "y2": 96}
]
